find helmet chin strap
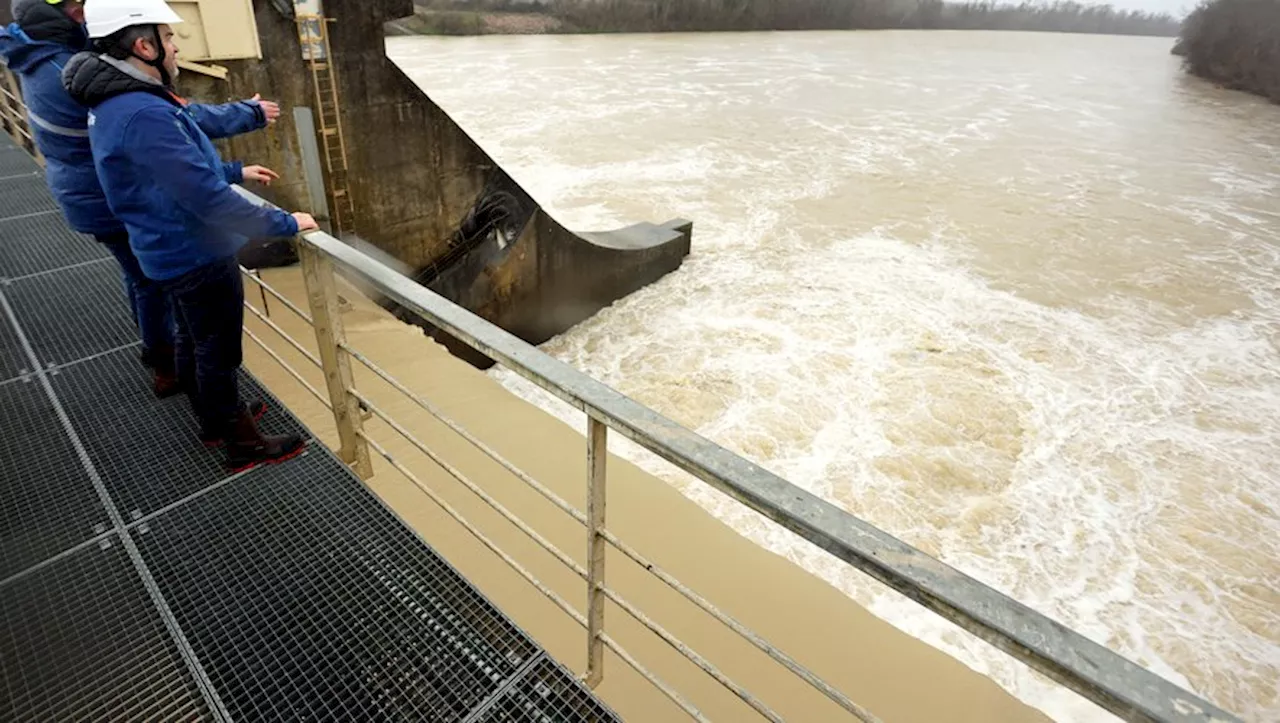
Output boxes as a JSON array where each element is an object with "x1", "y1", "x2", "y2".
[{"x1": 131, "y1": 25, "x2": 172, "y2": 87}]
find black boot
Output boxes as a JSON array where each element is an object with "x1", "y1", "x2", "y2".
[
  {"x1": 141, "y1": 345, "x2": 181, "y2": 398},
  {"x1": 151, "y1": 345, "x2": 181, "y2": 399},
  {"x1": 200, "y1": 400, "x2": 267, "y2": 448},
  {"x1": 224, "y1": 405, "x2": 304, "y2": 473}
]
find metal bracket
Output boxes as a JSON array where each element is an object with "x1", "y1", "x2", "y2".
[{"x1": 176, "y1": 59, "x2": 229, "y2": 81}]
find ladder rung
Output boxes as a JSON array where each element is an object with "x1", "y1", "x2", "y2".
[
  {"x1": 332, "y1": 189, "x2": 347, "y2": 198},
  {"x1": 322, "y1": 128, "x2": 337, "y2": 136}
]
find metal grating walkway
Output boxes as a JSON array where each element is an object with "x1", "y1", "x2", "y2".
[{"x1": 0, "y1": 135, "x2": 621, "y2": 722}]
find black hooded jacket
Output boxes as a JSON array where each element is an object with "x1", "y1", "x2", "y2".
[
  {"x1": 11, "y1": 0, "x2": 87, "y2": 49},
  {"x1": 61, "y1": 49, "x2": 175, "y2": 109}
]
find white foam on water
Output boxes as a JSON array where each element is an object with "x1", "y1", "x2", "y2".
[{"x1": 388, "y1": 32, "x2": 1280, "y2": 721}]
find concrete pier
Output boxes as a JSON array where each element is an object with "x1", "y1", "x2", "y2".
[{"x1": 179, "y1": 0, "x2": 691, "y2": 364}]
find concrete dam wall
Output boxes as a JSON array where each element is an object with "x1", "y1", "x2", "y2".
[{"x1": 3, "y1": 0, "x2": 691, "y2": 367}]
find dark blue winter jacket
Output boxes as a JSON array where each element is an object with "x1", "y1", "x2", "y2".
[
  {"x1": 63, "y1": 53, "x2": 298, "y2": 281},
  {"x1": 0, "y1": 22, "x2": 270, "y2": 237}
]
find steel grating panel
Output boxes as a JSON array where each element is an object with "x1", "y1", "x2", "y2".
[
  {"x1": 0, "y1": 540, "x2": 212, "y2": 722},
  {"x1": 0, "y1": 308, "x2": 28, "y2": 383},
  {"x1": 135, "y1": 450, "x2": 545, "y2": 722},
  {"x1": 52, "y1": 347, "x2": 310, "y2": 518},
  {"x1": 0, "y1": 212, "x2": 108, "y2": 279},
  {"x1": 4, "y1": 258, "x2": 137, "y2": 366},
  {"x1": 0, "y1": 148, "x2": 37, "y2": 176},
  {"x1": 476, "y1": 657, "x2": 621, "y2": 723},
  {"x1": 0, "y1": 174, "x2": 59, "y2": 218},
  {"x1": 0, "y1": 374, "x2": 109, "y2": 579}
]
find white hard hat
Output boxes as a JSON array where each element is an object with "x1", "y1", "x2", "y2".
[{"x1": 85, "y1": 0, "x2": 183, "y2": 39}]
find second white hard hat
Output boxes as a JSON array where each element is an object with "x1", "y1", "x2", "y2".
[{"x1": 85, "y1": 0, "x2": 183, "y2": 40}]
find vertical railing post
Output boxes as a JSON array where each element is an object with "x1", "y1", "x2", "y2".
[
  {"x1": 298, "y1": 239, "x2": 373, "y2": 479},
  {"x1": 584, "y1": 417, "x2": 608, "y2": 688}
]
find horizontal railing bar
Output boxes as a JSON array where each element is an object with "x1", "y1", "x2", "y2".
[
  {"x1": 347, "y1": 386, "x2": 589, "y2": 582},
  {"x1": 363, "y1": 426, "x2": 709, "y2": 722},
  {"x1": 359, "y1": 428, "x2": 587, "y2": 623},
  {"x1": 297, "y1": 228, "x2": 1239, "y2": 723},
  {"x1": 599, "y1": 632, "x2": 709, "y2": 723},
  {"x1": 356, "y1": 428, "x2": 598, "y2": 632},
  {"x1": 340, "y1": 342, "x2": 589, "y2": 526},
  {"x1": 243, "y1": 301, "x2": 323, "y2": 369},
  {"x1": 242, "y1": 326, "x2": 331, "y2": 411},
  {"x1": 599, "y1": 528, "x2": 879, "y2": 722},
  {"x1": 355, "y1": 381, "x2": 806, "y2": 720},
  {"x1": 239, "y1": 265, "x2": 315, "y2": 324},
  {"x1": 600, "y1": 584, "x2": 784, "y2": 723}
]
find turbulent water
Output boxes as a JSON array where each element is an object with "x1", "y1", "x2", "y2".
[{"x1": 387, "y1": 31, "x2": 1280, "y2": 722}]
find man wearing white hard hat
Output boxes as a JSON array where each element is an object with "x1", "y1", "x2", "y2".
[
  {"x1": 0, "y1": 0, "x2": 283, "y2": 399},
  {"x1": 63, "y1": 0, "x2": 317, "y2": 472}
]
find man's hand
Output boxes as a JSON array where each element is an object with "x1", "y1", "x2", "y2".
[
  {"x1": 250, "y1": 93, "x2": 281, "y2": 125},
  {"x1": 243, "y1": 165, "x2": 280, "y2": 185},
  {"x1": 292, "y1": 212, "x2": 319, "y2": 232}
]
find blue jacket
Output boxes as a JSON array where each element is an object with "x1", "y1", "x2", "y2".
[
  {"x1": 63, "y1": 53, "x2": 298, "y2": 281},
  {"x1": 0, "y1": 23, "x2": 271, "y2": 237}
]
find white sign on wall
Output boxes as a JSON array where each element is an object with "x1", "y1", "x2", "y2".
[{"x1": 295, "y1": 0, "x2": 327, "y2": 61}]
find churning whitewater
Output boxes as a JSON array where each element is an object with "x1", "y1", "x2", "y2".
[{"x1": 389, "y1": 30, "x2": 1280, "y2": 722}]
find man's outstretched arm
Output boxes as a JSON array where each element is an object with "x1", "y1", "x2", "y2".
[{"x1": 188, "y1": 93, "x2": 281, "y2": 140}]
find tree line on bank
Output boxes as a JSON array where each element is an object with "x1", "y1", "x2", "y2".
[
  {"x1": 1174, "y1": 0, "x2": 1280, "y2": 103},
  {"x1": 415, "y1": 0, "x2": 1280, "y2": 105},
  {"x1": 417, "y1": 0, "x2": 1180, "y2": 36},
  {"x1": 557, "y1": 0, "x2": 1179, "y2": 35}
]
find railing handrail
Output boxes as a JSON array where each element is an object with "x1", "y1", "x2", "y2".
[{"x1": 293, "y1": 227, "x2": 1239, "y2": 723}]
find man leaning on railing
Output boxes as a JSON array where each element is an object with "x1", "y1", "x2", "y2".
[
  {"x1": 61, "y1": 0, "x2": 317, "y2": 472},
  {"x1": 0, "y1": 0, "x2": 283, "y2": 401}
]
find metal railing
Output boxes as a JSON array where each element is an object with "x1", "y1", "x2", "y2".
[
  {"x1": 233, "y1": 223, "x2": 1242, "y2": 723},
  {"x1": 0, "y1": 66, "x2": 43, "y2": 165}
]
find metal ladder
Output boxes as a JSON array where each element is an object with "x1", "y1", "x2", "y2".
[{"x1": 297, "y1": 14, "x2": 355, "y2": 235}]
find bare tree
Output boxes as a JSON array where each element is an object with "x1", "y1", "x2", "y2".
[{"x1": 1177, "y1": 0, "x2": 1280, "y2": 102}]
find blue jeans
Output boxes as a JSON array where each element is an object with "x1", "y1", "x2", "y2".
[
  {"x1": 97, "y1": 233, "x2": 174, "y2": 365},
  {"x1": 160, "y1": 256, "x2": 244, "y2": 435}
]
